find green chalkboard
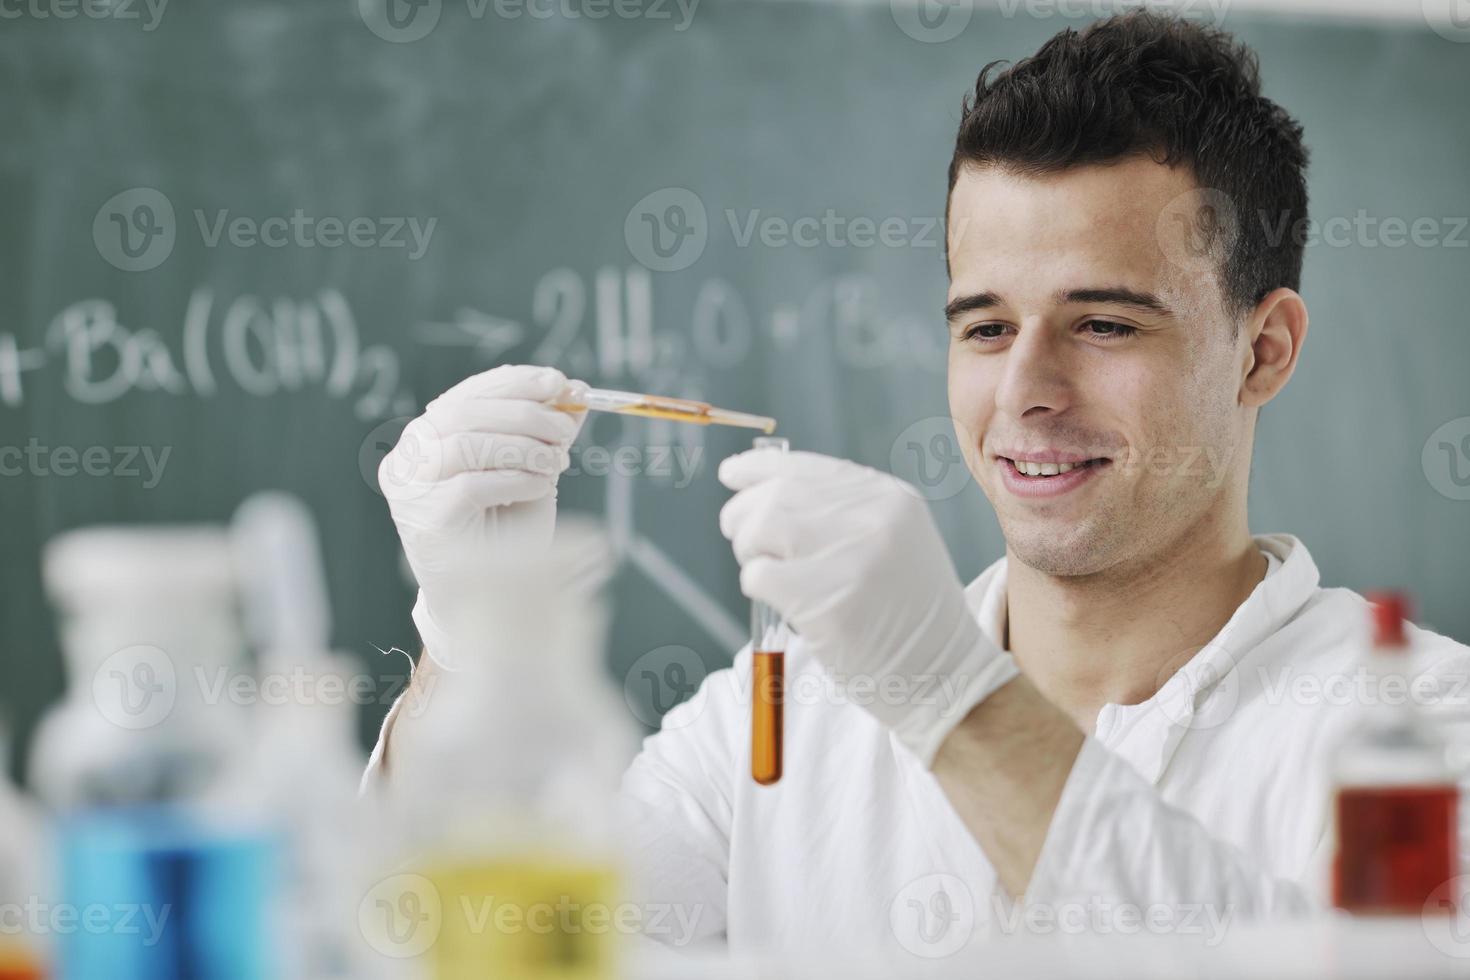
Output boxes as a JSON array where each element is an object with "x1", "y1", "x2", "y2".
[{"x1": 2, "y1": 0, "x2": 1467, "y2": 776}]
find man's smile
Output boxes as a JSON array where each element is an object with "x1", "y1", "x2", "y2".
[{"x1": 994, "y1": 451, "x2": 1114, "y2": 498}]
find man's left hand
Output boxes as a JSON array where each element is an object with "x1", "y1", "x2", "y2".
[{"x1": 717, "y1": 448, "x2": 1019, "y2": 766}]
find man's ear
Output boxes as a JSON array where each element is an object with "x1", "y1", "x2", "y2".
[{"x1": 1240, "y1": 288, "x2": 1308, "y2": 408}]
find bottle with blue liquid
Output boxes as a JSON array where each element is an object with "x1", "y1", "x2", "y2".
[{"x1": 31, "y1": 526, "x2": 280, "y2": 980}]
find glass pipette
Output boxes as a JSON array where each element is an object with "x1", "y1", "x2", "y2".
[{"x1": 553, "y1": 381, "x2": 776, "y2": 434}]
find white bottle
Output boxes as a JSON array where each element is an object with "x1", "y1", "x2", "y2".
[
  {"x1": 0, "y1": 725, "x2": 48, "y2": 975},
  {"x1": 30, "y1": 525, "x2": 251, "y2": 809},
  {"x1": 369, "y1": 516, "x2": 641, "y2": 980},
  {"x1": 30, "y1": 524, "x2": 278, "y2": 980},
  {"x1": 230, "y1": 492, "x2": 374, "y2": 980}
]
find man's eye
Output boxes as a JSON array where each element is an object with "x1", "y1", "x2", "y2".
[
  {"x1": 1082, "y1": 319, "x2": 1138, "y2": 340},
  {"x1": 962, "y1": 323, "x2": 1010, "y2": 342}
]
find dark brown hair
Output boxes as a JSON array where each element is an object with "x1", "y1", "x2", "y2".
[{"x1": 948, "y1": 11, "x2": 1310, "y2": 318}]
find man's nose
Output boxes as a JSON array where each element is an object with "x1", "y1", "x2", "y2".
[{"x1": 993, "y1": 325, "x2": 1074, "y2": 420}]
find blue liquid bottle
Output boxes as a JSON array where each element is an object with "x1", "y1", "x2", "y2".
[{"x1": 32, "y1": 526, "x2": 283, "y2": 980}]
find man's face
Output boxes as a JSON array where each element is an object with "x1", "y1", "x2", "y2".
[{"x1": 946, "y1": 157, "x2": 1251, "y2": 578}]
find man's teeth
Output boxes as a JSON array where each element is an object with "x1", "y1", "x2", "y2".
[{"x1": 1012, "y1": 459, "x2": 1086, "y2": 477}]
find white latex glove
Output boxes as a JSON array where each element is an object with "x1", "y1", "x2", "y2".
[
  {"x1": 378, "y1": 364, "x2": 587, "y2": 670},
  {"x1": 717, "y1": 449, "x2": 1018, "y2": 768}
]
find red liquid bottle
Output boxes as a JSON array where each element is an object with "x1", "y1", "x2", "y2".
[{"x1": 1331, "y1": 592, "x2": 1460, "y2": 916}]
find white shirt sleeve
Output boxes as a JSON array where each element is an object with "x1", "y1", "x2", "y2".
[
  {"x1": 1024, "y1": 642, "x2": 1470, "y2": 919},
  {"x1": 616, "y1": 651, "x2": 752, "y2": 950},
  {"x1": 1023, "y1": 735, "x2": 1318, "y2": 918},
  {"x1": 359, "y1": 709, "x2": 396, "y2": 797}
]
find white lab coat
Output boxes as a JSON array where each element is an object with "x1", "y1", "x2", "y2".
[{"x1": 613, "y1": 534, "x2": 1470, "y2": 954}]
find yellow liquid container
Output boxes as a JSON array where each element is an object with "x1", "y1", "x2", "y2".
[
  {"x1": 425, "y1": 858, "x2": 620, "y2": 980},
  {"x1": 375, "y1": 520, "x2": 640, "y2": 980}
]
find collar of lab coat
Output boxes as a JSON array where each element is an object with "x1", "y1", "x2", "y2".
[{"x1": 964, "y1": 533, "x2": 1321, "y2": 783}]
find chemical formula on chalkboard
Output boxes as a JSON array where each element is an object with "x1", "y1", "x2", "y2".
[
  {"x1": 0, "y1": 264, "x2": 942, "y2": 430},
  {"x1": 0, "y1": 288, "x2": 414, "y2": 420}
]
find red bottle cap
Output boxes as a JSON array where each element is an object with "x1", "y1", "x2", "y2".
[{"x1": 1366, "y1": 591, "x2": 1411, "y2": 650}]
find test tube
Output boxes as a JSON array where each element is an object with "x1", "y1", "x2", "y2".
[{"x1": 750, "y1": 435, "x2": 790, "y2": 786}]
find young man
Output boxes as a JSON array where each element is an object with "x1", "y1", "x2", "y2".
[{"x1": 369, "y1": 11, "x2": 1470, "y2": 955}]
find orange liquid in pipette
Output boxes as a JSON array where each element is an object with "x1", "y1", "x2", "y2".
[
  {"x1": 752, "y1": 650, "x2": 784, "y2": 785},
  {"x1": 552, "y1": 395, "x2": 776, "y2": 433},
  {"x1": 605, "y1": 404, "x2": 720, "y2": 425}
]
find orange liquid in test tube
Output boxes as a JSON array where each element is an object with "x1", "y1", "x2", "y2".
[
  {"x1": 749, "y1": 436, "x2": 790, "y2": 786},
  {"x1": 751, "y1": 650, "x2": 784, "y2": 785}
]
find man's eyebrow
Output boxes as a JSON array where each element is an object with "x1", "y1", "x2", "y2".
[
  {"x1": 944, "y1": 291, "x2": 1002, "y2": 322},
  {"x1": 945, "y1": 287, "x2": 1176, "y2": 321},
  {"x1": 1058, "y1": 286, "x2": 1175, "y2": 317}
]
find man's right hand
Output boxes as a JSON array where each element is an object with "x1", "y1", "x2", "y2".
[{"x1": 378, "y1": 364, "x2": 587, "y2": 670}]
